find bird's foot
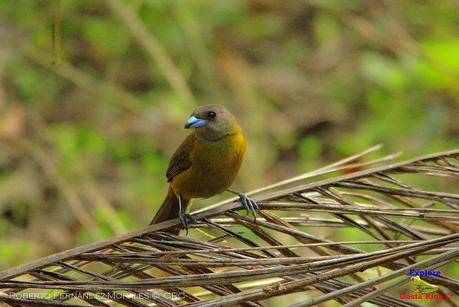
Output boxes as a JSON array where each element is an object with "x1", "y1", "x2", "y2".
[
  {"x1": 237, "y1": 193, "x2": 259, "y2": 220},
  {"x1": 179, "y1": 212, "x2": 196, "y2": 235}
]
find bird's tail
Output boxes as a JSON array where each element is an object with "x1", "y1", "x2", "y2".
[{"x1": 150, "y1": 187, "x2": 188, "y2": 234}]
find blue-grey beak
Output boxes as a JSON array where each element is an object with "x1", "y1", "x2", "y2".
[{"x1": 184, "y1": 116, "x2": 207, "y2": 129}]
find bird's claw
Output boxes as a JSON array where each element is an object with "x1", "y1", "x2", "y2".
[
  {"x1": 237, "y1": 193, "x2": 258, "y2": 220},
  {"x1": 179, "y1": 212, "x2": 196, "y2": 235}
]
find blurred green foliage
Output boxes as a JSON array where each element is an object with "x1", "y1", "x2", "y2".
[{"x1": 0, "y1": 0, "x2": 458, "y2": 277}]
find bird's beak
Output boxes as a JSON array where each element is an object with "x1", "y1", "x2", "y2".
[{"x1": 184, "y1": 116, "x2": 207, "y2": 129}]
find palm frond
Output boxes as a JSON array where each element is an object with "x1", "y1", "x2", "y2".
[{"x1": 0, "y1": 147, "x2": 458, "y2": 306}]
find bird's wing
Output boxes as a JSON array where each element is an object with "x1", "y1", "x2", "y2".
[{"x1": 166, "y1": 133, "x2": 195, "y2": 182}]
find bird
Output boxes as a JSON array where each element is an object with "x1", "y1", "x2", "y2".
[{"x1": 150, "y1": 104, "x2": 258, "y2": 234}]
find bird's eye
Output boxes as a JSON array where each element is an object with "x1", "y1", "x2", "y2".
[{"x1": 208, "y1": 111, "x2": 216, "y2": 119}]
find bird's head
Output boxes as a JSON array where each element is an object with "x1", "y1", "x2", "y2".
[{"x1": 184, "y1": 104, "x2": 241, "y2": 141}]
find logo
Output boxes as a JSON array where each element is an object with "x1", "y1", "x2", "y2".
[{"x1": 399, "y1": 275, "x2": 453, "y2": 301}]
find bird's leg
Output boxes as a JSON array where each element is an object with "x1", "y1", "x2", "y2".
[
  {"x1": 178, "y1": 195, "x2": 195, "y2": 235},
  {"x1": 227, "y1": 188, "x2": 259, "y2": 220}
]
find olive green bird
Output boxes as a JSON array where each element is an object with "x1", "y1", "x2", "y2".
[{"x1": 150, "y1": 104, "x2": 258, "y2": 234}]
